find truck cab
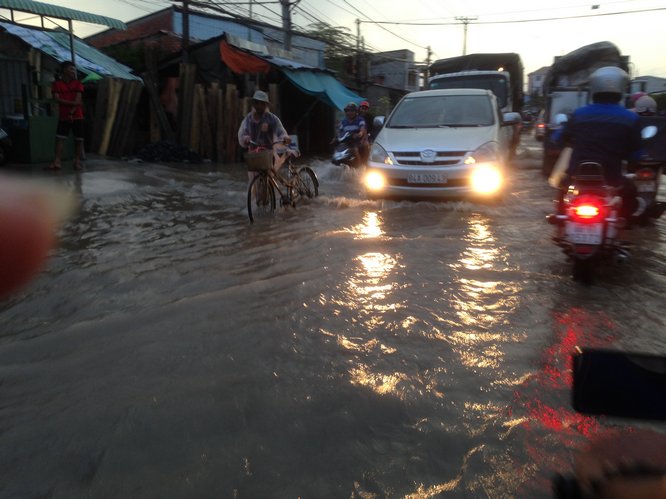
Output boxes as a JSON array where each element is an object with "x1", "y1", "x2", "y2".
[{"x1": 428, "y1": 70, "x2": 519, "y2": 158}]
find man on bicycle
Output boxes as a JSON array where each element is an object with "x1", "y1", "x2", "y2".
[{"x1": 238, "y1": 90, "x2": 291, "y2": 157}]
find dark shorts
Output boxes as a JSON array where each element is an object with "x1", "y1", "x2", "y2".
[{"x1": 56, "y1": 120, "x2": 85, "y2": 141}]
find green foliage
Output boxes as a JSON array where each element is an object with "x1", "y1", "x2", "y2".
[{"x1": 303, "y1": 22, "x2": 356, "y2": 77}]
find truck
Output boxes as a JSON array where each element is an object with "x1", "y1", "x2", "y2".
[
  {"x1": 427, "y1": 53, "x2": 524, "y2": 157},
  {"x1": 540, "y1": 41, "x2": 630, "y2": 176}
]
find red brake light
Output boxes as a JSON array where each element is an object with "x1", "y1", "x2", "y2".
[
  {"x1": 567, "y1": 195, "x2": 605, "y2": 223},
  {"x1": 574, "y1": 204, "x2": 600, "y2": 218}
]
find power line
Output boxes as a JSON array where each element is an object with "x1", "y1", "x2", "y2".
[{"x1": 356, "y1": 6, "x2": 666, "y2": 26}]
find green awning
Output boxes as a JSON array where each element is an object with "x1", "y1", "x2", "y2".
[{"x1": 0, "y1": 0, "x2": 126, "y2": 29}]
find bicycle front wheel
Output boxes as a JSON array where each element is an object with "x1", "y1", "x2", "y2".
[
  {"x1": 247, "y1": 173, "x2": 276, "y2": 223},
  {"x1": 295, "y1": 167, "x2": 319, "y2": 198}
]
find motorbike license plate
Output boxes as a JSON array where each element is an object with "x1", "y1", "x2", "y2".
[
  {"x1": 407, "y1": 173, "x2": 446, "y2": 184},
  {"x1": 635, "y1": 181, "x2": 656, "y2": 193},
  {"x1": 567, "y1": 222, "x2": 603, "y2": 244}
]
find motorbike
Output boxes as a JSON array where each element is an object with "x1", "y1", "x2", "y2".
[
  {"x1": 625, "y1": 119, "x2": 666, "y2": 225},
  {"x1": 331, "y1": 131, "x2": 362, "y2": 169},
  {"x1": 0, "y1": 127, "x2": 11, "y2": 165},
  {"x1": 547, "y1": 161, "x2": 630, "y2": 283}
]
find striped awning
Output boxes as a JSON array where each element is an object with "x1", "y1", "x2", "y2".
[{"x1": 0, "y1": 0, "x2": 126, "y2": 29}]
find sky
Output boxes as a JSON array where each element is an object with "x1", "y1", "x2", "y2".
[{"x1": 4, "y1": 0, "x2": 666, "y2": 79}]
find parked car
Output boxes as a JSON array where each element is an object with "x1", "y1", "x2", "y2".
[
  {"x1": 363, "y1": 88, "x2": 521, "y2": 201},
  {"x1": 534, "y1": 109, "x2": 546, "y2": 141},
  {"x1": 0, "y1": 128, "x2": 11, "y2": 165}
]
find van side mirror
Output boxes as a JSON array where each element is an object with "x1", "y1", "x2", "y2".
[
  {"x1": 502, "y1": 112, "x2": 521, "y2": 126},
  {"x1": 373, "y1": 116, "x2": 385, "y2": 129}
]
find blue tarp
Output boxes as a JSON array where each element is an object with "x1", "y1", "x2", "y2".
[
  {"x1": 0, "y1": 21, "x2": 141, "y2": 81},
  {"x1": 282, "y1": 69, "x2": 365, "y2": 111}
]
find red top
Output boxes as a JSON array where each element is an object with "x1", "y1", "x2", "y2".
[{"x1": 52, "y1": 79, "x2": 84, "y2": 120}]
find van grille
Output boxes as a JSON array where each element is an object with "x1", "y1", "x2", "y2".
[{"x1": 391, "y1": 150, "x2": 467, "y2": 166}]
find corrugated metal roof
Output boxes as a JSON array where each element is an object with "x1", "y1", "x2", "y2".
[
  {"x1": 0, "y1": 0, "x2": 126, "y2": 29},
  {"x1": 0, "y1": 21, "x2": 141, "y2": 81}
]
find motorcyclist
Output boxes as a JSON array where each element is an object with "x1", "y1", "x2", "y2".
[
  {"x1": 554, "y1": 66, "x2": 643, "y2": 222},
  {"x1": 332, "y1": 102, "x2": 366, "y2": 165},
  {"x1": 633, "y1": 95, "x2": 657, "y2": 116},
  {"x1": 358, "y1": 100, "x2": 374, "y2": 164}
]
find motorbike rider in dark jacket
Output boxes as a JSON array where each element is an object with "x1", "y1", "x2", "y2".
[{"x1": 554, "y1": 66, "x2": 643, "y2": 222}]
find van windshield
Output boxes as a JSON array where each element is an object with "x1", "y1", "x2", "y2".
[
  {"x1": 387, "y1": 95, "x2": 495, "y2": 128},
  {"x1": 429, "y1": 74, "x2": 508, "y2": 109}
]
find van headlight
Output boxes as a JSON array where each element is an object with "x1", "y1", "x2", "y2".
[
  {"x1": 464, "y1": 141, "x2": 499, "y2": 165},
  {"x1": 369, "y1": 143, "x2": 393, "y2": 165},
  {"x1": 364, "y1": 170, "x2": 386, "y2": 191},
  {"x1": 470, "y1": 164, "x2": 503, "y2": 194}
]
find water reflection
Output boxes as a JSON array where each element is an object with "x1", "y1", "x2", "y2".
[
  {"x1": 459, "y1": 214, "x2": 498, "y2": 270},
  {"x1": 347, "y1": 211, "x2": 384, "y2": 239},
  {"x1": 449, "y1": 215, "x2": 521, "y2": 370}
]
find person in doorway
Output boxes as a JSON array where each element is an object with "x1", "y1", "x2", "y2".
[
  {"x1": 51, "y1": 61, "x2": 85, "y2": 171},
  {"x1": 358, "y1": 100, "x2": 374, "y2": 164}
]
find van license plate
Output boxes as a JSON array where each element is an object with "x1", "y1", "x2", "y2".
[{"x1": 407, "y1": 173, "x2": 446, "y2": 184}]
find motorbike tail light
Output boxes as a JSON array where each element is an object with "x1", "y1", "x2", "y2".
[
  {"x1": 636, "y1": 168, "x2": 655, "y2": 180},
  {"x1": 568, "y1": 195, "x2": 605, "y2": 223}
]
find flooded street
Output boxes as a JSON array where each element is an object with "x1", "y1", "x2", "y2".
[{"x1": 1, "y1": 136, "x2": 665, "y2": 498}]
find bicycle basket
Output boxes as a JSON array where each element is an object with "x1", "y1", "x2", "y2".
[{"x1": 245, "y1": 150, "x2": 274, "y2": 171}]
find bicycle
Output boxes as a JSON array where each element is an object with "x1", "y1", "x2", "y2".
[{"x1": 245, "y1": 140, "x2": 319, "y2": 223}]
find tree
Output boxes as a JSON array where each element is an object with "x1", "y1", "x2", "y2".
[{"x1": 303, "y1": 22, "x2": 356, "y2": 77}]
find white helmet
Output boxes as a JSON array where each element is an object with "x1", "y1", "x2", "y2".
[
  {"x1": 634, "y1": 95, "x2": 657, "y2": 114},
  {"x1": 589, "y1": 66, "x2": 628, "y2": 98}
]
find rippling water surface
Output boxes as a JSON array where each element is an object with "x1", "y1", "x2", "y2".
[{"x1": 1, "y1": 139, "x2": 665, "y2": 498}]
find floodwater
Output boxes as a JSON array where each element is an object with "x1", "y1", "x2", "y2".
[{"x1": 1, "y1": 136, "x2": 665, "y2": 498}]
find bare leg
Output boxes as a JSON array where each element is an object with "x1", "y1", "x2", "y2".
[
  {"x1": 73, "y1": 140, "x2": 83, "y2": 170},
  {"x1": 50, "y1": 138, "x2": 63, "y2": 169}
]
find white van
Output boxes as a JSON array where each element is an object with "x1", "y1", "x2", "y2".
[{"x1": 364, "y1": 88, "x2": 521, "y2": 201}]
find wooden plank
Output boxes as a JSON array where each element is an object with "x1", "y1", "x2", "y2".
[
  {"x1": 113, "y1": 81, "x2": 143, "y2": 157},
  {"x1": 189, "y1": 84, "x2": 201, "y2": 153},
  {"x1": 90, "y1": 78, "x2": 110, "y2": 153},
  {"x1": 215, "y1": 87, "x2": 224, "y2": 162},
  {"x1": 224, "y1": 84, "x2": 240, "y2": 163},
  {"x1": 107, "y1": 81, "x2": 130, "y2": 157},
  {"x1": 177, "y1": 63, "x2": 196, "y2": 146},
  {"x1": 207, "y1": 83, "x2": 218, "y2": 160},
  {"x1": 142, "y1": 74, "x2": 175, "y2": 142},
  {"x1": 98, "y1": 78, "x2": 122, "y2": 156},
  {"x1": 198, "y1": 85, "x2": 212, "y2": 159}
]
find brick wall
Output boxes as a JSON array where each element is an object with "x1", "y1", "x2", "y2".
[{"x1": 86, "y1": 9, "x2": 172, "y2": 48}]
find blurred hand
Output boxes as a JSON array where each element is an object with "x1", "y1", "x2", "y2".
[
  {"x1": 0, "y1": 174, "x2": 75, "y2": 299},
  {"x1": 574, "y1": 429, "x2": 666, "y2": 498}
]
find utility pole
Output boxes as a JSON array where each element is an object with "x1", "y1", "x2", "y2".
[
  {"x1": 182, "y1": 0, "x2": 190, "y2": 63},
  {"x1": 356, "y1": 18, "x2": 361, "y2": 85},
  {"x1": 423, "y1": 45, "x2": 432, "y2": 88},
  {"x1": 280, "y1": 0, "x2": 300, "y2": 51},
  {"x1": 455, "y1": 16, "x2": 477, "y2": 55}
]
